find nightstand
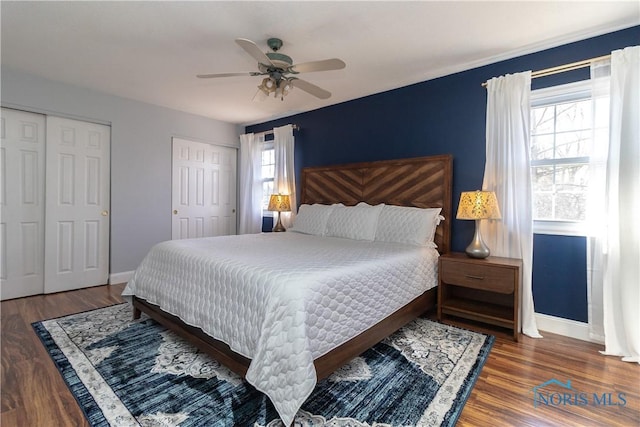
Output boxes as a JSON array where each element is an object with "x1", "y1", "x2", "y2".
[{"x1": 438, "y1": 252, "x2": 521, "y2": 341}]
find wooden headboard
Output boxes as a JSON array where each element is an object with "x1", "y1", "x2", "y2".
[{"x1": 300, "y1": 155, "x2": 453, "y2": 254}]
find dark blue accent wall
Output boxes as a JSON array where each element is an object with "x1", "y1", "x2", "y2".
[
  {"x1": 532, "y1": 235, "x2": 588, "y2": 322},
  {"x1": 249, "y1": 26, "x2": 639, "y2": 322}
]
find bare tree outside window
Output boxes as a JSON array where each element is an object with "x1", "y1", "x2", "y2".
[{"x1": 531, "y1": 99, "x2": 592, "y2": 222}]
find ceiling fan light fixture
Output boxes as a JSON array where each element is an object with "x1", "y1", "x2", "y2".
[
  {"x1": 277, "y1": 79, "x2": 293, "y2": 100},
  {"x1": 258, "y1": 77, "x2": 276, "y2": 95},
  {"x1": 282, "y1": 79, "x2": 292, "y2": 93},
  {"x1": 258, "y1": 76, "x2": 293, "y2": 100}
]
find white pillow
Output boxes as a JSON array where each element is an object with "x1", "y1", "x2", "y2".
[
  {"x1": 375, "y1": 205, "x2": 443, "y2": 247},
  {"x1": 289, "y1": 204, "x2": 337, "y2": 235},
  {"x1": 325, "y1": 202, "x2": 384, "y2": 241}
]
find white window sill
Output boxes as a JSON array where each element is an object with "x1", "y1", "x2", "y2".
[{"x1": 533, "y1": 220, "x2": 587, "y2": 237}]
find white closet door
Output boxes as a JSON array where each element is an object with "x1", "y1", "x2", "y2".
[
  {"x1": 0, "y1": 109, "x2": 46, "y2": 300},
  {"x1": 44, "y1": 116, "x2": 110, "y2": 293},
  {"x1": 172, "y1": 138, "x2": 237, "y2": 239}
]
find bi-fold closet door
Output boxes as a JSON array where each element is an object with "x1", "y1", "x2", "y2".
[{"x1": 0, "y1": 108, "x2": 110, "y2": 300}]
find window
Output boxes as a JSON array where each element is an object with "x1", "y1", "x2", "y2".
[
  {"x1": 261, "y1": 142, "x2": 275, "y2": 215},
  {"x1": 530, "y1": 80, "x2": 609, "y2": 235}
]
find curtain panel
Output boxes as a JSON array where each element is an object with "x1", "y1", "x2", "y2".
[
  {"x1": 273, "y1": 124, "x2": 297, "y2": 228},
  {"x1": 601, "y1": 46, "x2": 640, "y2": 363},
  {"x1": 481, "y1": 71, "x2": 542, "y2": 338},
  {"x1": 586, "y1": 58, "x2": 612, "y2": 344},
  {"x1": 239, "y1": 132, "x2": 264, "y2": 234}
]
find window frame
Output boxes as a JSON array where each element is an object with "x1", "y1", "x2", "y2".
[{"x1": 530, "y1": 79, "x2": 595, "y2": 237}]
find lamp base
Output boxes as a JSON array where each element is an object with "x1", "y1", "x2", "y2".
[
  {"x1": 272, "y1": 212, "x2": 286, "y2": 232},
  {"x1": 465, "y1": 219, "x2": 490, "y2": 259},
  {"x1": 465, "y1": 245, "x2": 490, "y2": 259}
]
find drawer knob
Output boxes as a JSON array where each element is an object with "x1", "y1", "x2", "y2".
[{"x1": 465, "y1": 274, "x2": 485, "y2": 280}]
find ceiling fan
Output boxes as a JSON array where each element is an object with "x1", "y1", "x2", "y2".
[{"x1": 197, "y1": 38, "x2": 346, "y2": 100}]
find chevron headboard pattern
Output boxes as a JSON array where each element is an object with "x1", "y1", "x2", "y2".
[{"x1": 300, "y1": 155, "x2": 453, "y2": 254}]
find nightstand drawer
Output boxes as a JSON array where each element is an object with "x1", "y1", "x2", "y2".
[{"x1": 440, "y1": 261, "x2": 514, "y2": 293}]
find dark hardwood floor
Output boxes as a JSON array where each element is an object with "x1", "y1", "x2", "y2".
[{"x1": 1, "y1": 284, "x2": 638, "y2": 426}]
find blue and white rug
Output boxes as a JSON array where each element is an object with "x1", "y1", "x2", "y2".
[{"x1": 33, "y1": 303, "x2": 494, "y2": 427}]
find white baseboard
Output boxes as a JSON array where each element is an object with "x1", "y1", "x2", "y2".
[
  {"x1": 535, "y1": 313, "x2": 601, "y2": 343},
  {"x1": 109, "y1": 270, "x2": 135, "y2": 285}
]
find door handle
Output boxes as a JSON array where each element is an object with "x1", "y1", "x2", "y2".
[
  {"x1": 101, "y1": 210, "x2": 109, "y2": 216},
  {"x1": 173, "y1": 210, "x2": 178, "y2": 215}
]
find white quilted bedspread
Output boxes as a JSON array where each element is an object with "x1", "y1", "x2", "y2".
[{"x1": 122, "y1": 232, "x2": 439, "y2": 425}]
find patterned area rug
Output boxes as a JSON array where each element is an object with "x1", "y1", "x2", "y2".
[{"x1": 33, "y1": 304, "x2": 494, "y2": 427}]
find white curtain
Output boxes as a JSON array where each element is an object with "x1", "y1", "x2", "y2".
[
  {"x1": 590, "y1": 46, "x2": 640, "y2": 362},
  {"x1": 239, "y1": 132, "x2": 264, "y2": 234},
  {"x1": 481, "y1": 71, "x2": 542, "y2": 338},
  {"x1": 586, "y1": 58, "x2": 612, "y2": 343},
  {"x1": 273, "y1": 124, "x2": 297, "y2": 228}
]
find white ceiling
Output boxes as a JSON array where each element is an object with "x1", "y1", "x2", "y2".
[{"x1": 2, "y1": 1, "x2": 638, "y2": 126}]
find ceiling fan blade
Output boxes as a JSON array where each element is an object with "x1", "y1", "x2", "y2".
[
  {"x1": 197, "y1": 72, "x2": 260, "y2": 79},
  {"x1": 290, "y1": 58, "x2": 346, "y2": 74},
  {"x1": 235, "y1": 38, "x2": 275, "y2": 67},
  {"x1": 290, "y1": 78, "x2": 331, "y2": 99}
]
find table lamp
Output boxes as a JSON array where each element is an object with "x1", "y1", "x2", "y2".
[
  {"x1": 268, "y1": 194, "x2": 291, "y2": 232},
  {"x1": 456, "y1": 190, "x2": 501, "y2": 258}
]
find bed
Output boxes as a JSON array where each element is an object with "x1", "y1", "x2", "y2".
[{"x1": 123, "y1": 154, "x2": 452, "y2": 425}]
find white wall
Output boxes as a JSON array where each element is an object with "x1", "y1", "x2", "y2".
[{"x1": 1, "y1": 67, "x2": 240, "y2": 275}]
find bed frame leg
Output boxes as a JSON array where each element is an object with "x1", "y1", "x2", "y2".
[{"x1": 133, "y1": 307, "x2": 141, "y2": 320}]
